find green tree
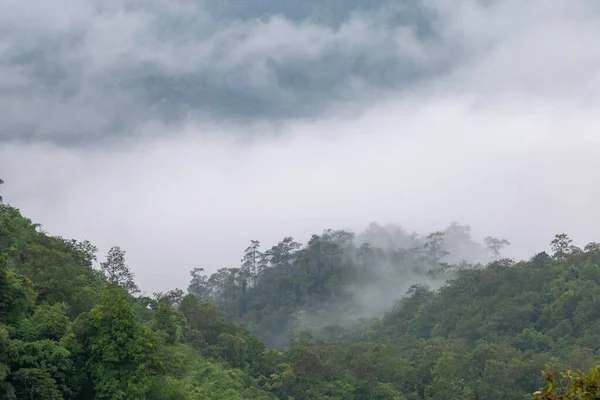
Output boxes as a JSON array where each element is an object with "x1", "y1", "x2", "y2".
[
  {"x1": 533, "y1": 365, "x2": 600, "y2": 399},
  {"x1": 0, "y1": 256, "x2": 35, "y2": 325},
  {"x1": 188, "y1": 267, "x2": 213, "y2": 300},
  {"x1": 424, "y1": 231, "x2": 449, "y2": 266},
  {"x1": 9, "y1": 339, "x2": 74, "y2": 400},
  {"x1": 551, "y1": 234, "x2": 574, "y2": 260},
  {"x1": 152, "y1": 297, "x2": 183, "y2": 345},
  {"x1": 86, "y1": 289, "x2": 157, "y2": 400},
  {"x1": 100, "y1": 246, "x2": 139, "y2": 295},
  {"x1": 242, "y1": 240, "x2": 261, "y2": 285},
  {"x1": 19, "y1": 302, "x2": 69, "y2": 341}
]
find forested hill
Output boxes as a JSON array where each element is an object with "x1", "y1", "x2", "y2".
[
  {"x1": 1, "y1": 195, "x2": 599, "y2": 399},
  {"x1": 187, "y1": 222, "x2": 510, "y2": 348}
]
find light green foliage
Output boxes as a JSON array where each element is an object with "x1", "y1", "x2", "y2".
[
  {"x1": 533, "y1": 365, "x2": 600, "y2": 399},
  {"x1": 361, "y1": 317, "x2": 383, "y2": 340},
  {"x1": 152, "y1": 343, "x2": 274, "y2": 400},
  {"x1": 3, "y1": 302, "x2": 75, "y2": 397},
  {"x1": 0, "y1": 205, "x2": 277, "y2": 399},
  {"x1": 0, "y1": 204, "x2": 41, "y2": 254},
  {"x1": 87, "y1": 289, "x2": 157, "y2": 400},
  {"x1": 0, "y1": 205, "x2": 105, "y2": 317},
  {"x1": 19, "y1": 303, "x2": 69, "y2": 341}
]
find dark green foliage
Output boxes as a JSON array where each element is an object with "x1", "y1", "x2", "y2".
[
  {"x1": 152, "y1": 297, "x2": 183, "y2": 345},
  {"x1": 9, "y1": 339, "x2": 73, "y2": 399},
  {"x1": 188, "y1": 224, "x2": 494, "y2": 348},
  {"x1": 0, "y1": 258, "x2": 35, "y2": 325}
]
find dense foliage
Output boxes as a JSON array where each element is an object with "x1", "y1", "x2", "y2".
[
  {"x1": 0, "y1": 203, "x2": 279, "y2": 399},
  {"x1": 533, "y1": 365, "x2": 600, "y2": 399},
  {"x1": 0, "y1": 188, "x2": 598, "y2": 399}
]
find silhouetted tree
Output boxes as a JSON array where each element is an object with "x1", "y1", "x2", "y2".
[
  {"x1": 188, "y1": 267, "x2": 211, "y2": 300},
  {"x1": 424, "y1": 231, "x2": 449, "y2": 265},
  {"x1": 241, "y1": 240, "x2": 261, "y2": 285},
  {"x1": 484, "y1": 236, "x2": 510, "y2": 259},
  {"x1": 550, "y1": 233, "x2": 574, "y2": 260}
]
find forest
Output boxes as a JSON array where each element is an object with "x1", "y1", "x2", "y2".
[{"x1": 1, "y1": 181, "x2": 599, "y2": 399}]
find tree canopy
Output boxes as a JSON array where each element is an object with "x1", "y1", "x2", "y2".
[{"x1": 0, "y1": 201, "x2": 598, "y2": 399}]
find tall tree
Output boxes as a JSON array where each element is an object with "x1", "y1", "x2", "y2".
[
  {"x1": 236, "y1": 266, "x2": 252, "y2": 315},
  {"x1": 0, "y1": 178, "x2": 4, "y2": 203},
  {"x1": 356, "y1": 242, "x2": 374, "y2": 280},
  {"x1": 87, "y1": 289, "x2": 157, "y2": 400},
  {"x1": 550, "y1": 233, "x2": 574, "y2": 260},
  {"x1": 484, "y1": 236, "x2": 510, "y2": 259},
  {"x1": 424, "y1": 231, "x2": 449, "y2": 265},
  {"x1": 188, "y1": 267, "x2": 211, "y2": 300},
  {"x1": 270, "y1": 237, "x2": 301, "y2": 275},
  {"x1": 100, "y1": 246, "x2": 139, "y2": 295},
  {"x1": 257, "y1": 250, "x2": 271, "y2": 277},
  {"x1": 151, "y1": 297, "x2": 182, "y2": 344},
  {"x1": 307, "y1": 234, "x2": 323, "y2": 277},
  {"x1": 241, "y1": 240, "x2": 261, "y2": 285}
]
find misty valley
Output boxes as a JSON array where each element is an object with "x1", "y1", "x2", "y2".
[{"x1": 0, "y1": 182, "x2": 599, "y2": 398}]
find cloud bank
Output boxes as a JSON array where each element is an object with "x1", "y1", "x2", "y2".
[{"x1": 1, "y1": 0, "x2": 599, "y2": 292}]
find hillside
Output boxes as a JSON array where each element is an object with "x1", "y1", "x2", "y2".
[
  {"x1": 187, "y1": 222, "x2": 504, "y2": 348},
  {"x1": 1, "y1": 197, "x2": 599, "y2": 399}
]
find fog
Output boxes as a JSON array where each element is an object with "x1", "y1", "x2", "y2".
[{"x1": 1, "y1": 0, "x2": 599, "y2": 293}]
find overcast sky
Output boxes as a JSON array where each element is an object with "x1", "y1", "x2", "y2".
[{"x1": 1, "y1": 0, "x2": 599, "y2": 293}]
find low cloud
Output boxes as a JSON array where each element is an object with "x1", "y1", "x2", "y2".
[{"x1": 1, "y1": 0, "x2": 599, "y2": 293}]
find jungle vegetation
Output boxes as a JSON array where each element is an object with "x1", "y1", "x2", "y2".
[{"x1": 0, "y1": 182, "x2": 598, "y2": 399}]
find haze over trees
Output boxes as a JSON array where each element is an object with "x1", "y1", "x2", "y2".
[
  {"x1": 0, "y1": 191, "x2": 599, "y2": 399},
  {"x1": 186, "y1": 222, "x2": 501, "y2": 347}
]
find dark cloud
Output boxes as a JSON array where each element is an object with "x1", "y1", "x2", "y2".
[{"x1": 0, "y1": 0, "x2": 447, "y2": 144}]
